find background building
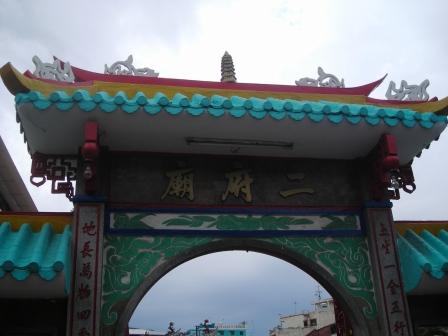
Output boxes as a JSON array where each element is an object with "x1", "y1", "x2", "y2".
[
  {"x1": 0, "y1": 136, "x2": 36, "y2": 212},
  {"x1": 270, "y1": 299, "x2": 336, "y2": 336},
  {"x1": 128, "y1": 328, "x2": 166, "y2": 336},
  {"x1": 186, "y1": 321, "x2": 247, "y2": 336}
]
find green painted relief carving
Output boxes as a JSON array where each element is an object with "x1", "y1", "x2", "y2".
[
  {"x1": 111, "y1": 212, "x2": 361, "y2": 231},
  {"x1": 163, "y1": 214, "x2": 313, "y2": 230},
  {"x1": 320, "y1": 215, "x2": 359, "y2": 229},
  {"x1": 113, "y1": 213, "x2": 155, "y2": 230},
  {"x1": 268, "y1": 237, "x2": 377, "y2": 319},
  {"x1": 101, "y1": 234, "x2": 377, "y2": 330},
  {"x1": 101, "y1": 235, "x2": 212, "y2": 326}
]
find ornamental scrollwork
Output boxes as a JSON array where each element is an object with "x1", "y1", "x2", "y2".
[
  {"x1": 101, "y1": 236, "x2": 212, "y2": 326},
  {"x1": 104, "y1": 55, "x2": 159, "y2": 77},
  {"x1": 101, "y1": 235, "x2": 377, "y2": 331},
  {"x1": 385, "y1": 79, "x2": 430, "y2": 101},
  {"x1": 30, "y1": 152, "x2": 77, "y2": 200},
  {"x1": 32, "y1": 55, "x2": 75, "y2": 82},
  {"x1": 296, "y1": 66, "x2": 345, "y2": 88},
  {"x1": 269, "y1": 236, "x2": 378, "y2": 319}
]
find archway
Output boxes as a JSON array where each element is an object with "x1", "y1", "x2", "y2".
[
  {"x1": 130, "y1": 250, "x2": 332, "y2": 335},
  {"x1": 101, "y1": 237, "x2": 378, "y2": 336}
]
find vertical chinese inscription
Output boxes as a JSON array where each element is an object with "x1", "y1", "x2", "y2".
[
  {"x1": 70, "y1": 205, "x2": 104, "y2": 336},
  {"x1": 369, "y1": 209, "x2": 412, "y2": 336}
]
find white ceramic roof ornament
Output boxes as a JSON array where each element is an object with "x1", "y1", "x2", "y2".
[
  {"x1": 296, "y1": 67, "x2": 345, "y2": 88},
  {"x1": 32, "y1": 56, "x2": 75, "y2": 83},
  {"x1": 104, "y1": 55, "x2": 159, "y2": 77},
  {"x1": 386, "y1": 79, "x2": 430, "y2": 101}
]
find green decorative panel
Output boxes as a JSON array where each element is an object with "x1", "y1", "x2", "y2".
[
  {"x1": 101, "y1": 236, "x2": 212, "y2": 326},
  {"x1": 101, "y1": 235, "x2": 377, "y2": 329},
  {"x1": 110, "y1": 212, "x2": 361, "y2": 232},
  {"x1": 268, "y1": 237, "x2": 378, "y2": 319}
]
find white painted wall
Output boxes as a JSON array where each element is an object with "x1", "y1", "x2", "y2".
[{"x1": 269, "y1": 299, "x2": 335, "y2": 336}]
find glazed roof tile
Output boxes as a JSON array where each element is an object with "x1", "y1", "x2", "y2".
[
  {"x1": 0, "y1": 222, "x2": 71, "y2": 294},
  {"x1": 397, "y1": 228, "x2": 448, "y2": 293},
  {"x1": 4, "y1": 61, "x2": 447, "y2": 162},
  {"x1": 15, "y1": 90, "x2": 447, "y2": 129}
]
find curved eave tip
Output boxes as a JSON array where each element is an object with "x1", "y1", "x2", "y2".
[
  {"x1": 0, "y1": 62, "x2": 30, "y2": 96},
  {"x1": 367, "y1": 73, "x2": 388, "y2": 95}
]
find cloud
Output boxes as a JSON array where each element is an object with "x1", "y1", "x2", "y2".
[{"x1": 0, "y1": 0, "x2": 207, "y2": 211}]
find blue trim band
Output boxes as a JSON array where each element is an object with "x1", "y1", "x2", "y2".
[
  {"x1": 108, "y1": 206, "x2": 362, "y2": 216},
  {"x1": 72, "y1": 195, "x2": 108, "y2": 203}
]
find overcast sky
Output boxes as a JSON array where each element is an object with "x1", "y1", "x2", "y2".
[{"x1": 1, "y1": 0, "x2": 447, "y2": 335}]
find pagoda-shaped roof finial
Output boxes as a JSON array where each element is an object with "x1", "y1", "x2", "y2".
[{"x1": 221, "y1": 51, "x2": 237, "y2": 83}]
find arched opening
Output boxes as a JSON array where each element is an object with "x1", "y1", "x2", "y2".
[
  {"x1": 114, "y1": 238, "x2": 372, "y2": 336},
  {"x1": 131, "y1": 251, "x2": 332, "y2": 336}
]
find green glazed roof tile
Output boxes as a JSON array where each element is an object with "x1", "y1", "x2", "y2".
[
  {"x1": 0, "y1": 222, "x2": 71, "y2": 294},
  {"x1": 398, "y1": 229, "x2": 448, "y2": 293},
  {"x1": 14, "y1": 90, "x2": 448, "y2": 129}
]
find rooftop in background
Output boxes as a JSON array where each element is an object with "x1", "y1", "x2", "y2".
[
  {"x1": 280, "y1": 298, "x2": 334, "y2": 319},
  {"x1": 0, "y1": 136, "x2": 36, "y2": 212},
  {"x1": 128, "y1": 328, "x2": 166, "y2": 336}
]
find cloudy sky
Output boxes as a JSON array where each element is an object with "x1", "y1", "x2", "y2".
[{"x1": 0, "y1": 0, "x2": 447, "y2": 335}]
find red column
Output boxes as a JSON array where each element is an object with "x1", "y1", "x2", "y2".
[{"x1": 334, "y1": 300, "x2": 352, "y2": 336}]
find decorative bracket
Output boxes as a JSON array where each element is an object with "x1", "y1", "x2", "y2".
[
  {"x1": 368, "y1": 134, "x2": 416, "y2": 200},
  {"x1": 30, "y1": 153, "x2": 77, "y2": 200},
  {"x1": 81, "y1": 121, "x2": 99, "y2": 195}
]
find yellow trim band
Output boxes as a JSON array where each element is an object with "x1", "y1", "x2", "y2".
[
  {"x1": 0, "y1": 213, "x2": 72, "y2": 233},
  {"x1": 395, "y1": 221, "x2": 448, "y2": 236}
]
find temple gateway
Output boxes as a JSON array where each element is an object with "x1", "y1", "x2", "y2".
[{"x1": 0, "y1": 53, "x2": 447, "y2": 336}]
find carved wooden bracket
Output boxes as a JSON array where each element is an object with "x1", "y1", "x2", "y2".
[
  {"x1": 30, "y1": 152, "x2": 77, "y2": 200},
  {"x1": 368, "y1": 134, "x2": 416, "y2": 200}
]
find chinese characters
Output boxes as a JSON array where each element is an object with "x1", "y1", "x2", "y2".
[
  {"x1": 279, "y1": 173, "x2": 315, "y2": 198},
  {"x1": 71, "y1": 207, "x2": 102, "y2": 336},
  {"x1": 222, "y1": 169, "x2": 253, "y2": 202},
  {"x1": 161, "y1": 168, "x2": 194, "y2": 201},
  {"x1": 371, "y1": 210, "x2": 411, "y2": 336},
  {"x1": 160, "y1": 166, "x2": 315, "y2": 203}
]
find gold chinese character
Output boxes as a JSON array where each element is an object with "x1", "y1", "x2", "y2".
[
  {"x1": 279, "y1": 173, "x2": 315, "y2": 198},
  {"x1": 161, "y1": 168, "x2": 194, "y2": 200},
  {"x1": 222, "y1": 169, "x2": 253, "y2": 202}
]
